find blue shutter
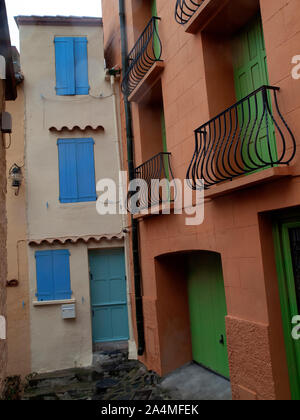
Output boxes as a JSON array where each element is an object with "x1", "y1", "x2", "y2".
[
  {"x1": 76, "y1": 138, "x2": 97, "y2": 202},
  {"x1": 35, "y1": 251, "x2": 54, "y2": 301},
  {"x1": 74, "y1": 37, "x2": 90, "y2": 95},
  {"x1": 55, "y1": 37, "x2": 76, "y2": 95},
  {"x1": 53, "y1": 250, "x2": 72, "y2": 300},
  {"x1": 58, "y1": 139, "x2": 78, "y2": 203}
]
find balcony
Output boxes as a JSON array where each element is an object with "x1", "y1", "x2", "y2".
[
  {"x1": 121, "y1": 17, "x2": 163, "y2": 101},
  {"x1": 175, "y1": 0, "x2": 260, "y2": 35},
  {"x1": 130, "y1": 152, "x2": 175, "y2": 214},
  {"x1": 175, "y1": 0, "x2": 203, "y2": 25},
  {"x1": 187, "y1": 86, "x2": 296, "y2": 196}
]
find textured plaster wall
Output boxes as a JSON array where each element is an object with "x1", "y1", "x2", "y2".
[
  {"x1": 28, "y1": 242, "x2": 93, "y2": 373},
  {"x1": 18, "y1": 23, "x2": 123, "y2": 241},
  {"x1": 102, "y1": 0, "x2": 300, "y2": 399},
  {"x1": 6, "y1": 84, "x2": 31, "y2": 378},
  {"x1": 0, "y1": 79, "x2": 7, "y2": 397},
  {"x1": 28, "y1": 239, "x2": 125, "y2": 373},
  {"x1": 226, "y1": 316, "x2": 276, "y2": 400}
]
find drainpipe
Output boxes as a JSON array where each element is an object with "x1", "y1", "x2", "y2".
[{"x1": 119, "y1": 0, "x2": 145, "y2": 356}]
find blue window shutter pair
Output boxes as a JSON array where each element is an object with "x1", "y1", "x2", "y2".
[
  {"x1": 35, "y1": 250, "x2": 72, "y2": 302},
  {"x1": 55, "y1": 37, "x2": 89, "y2": 96},
  {"x1": 58, "y1": 138, "x2": 97, "y2": 203}
]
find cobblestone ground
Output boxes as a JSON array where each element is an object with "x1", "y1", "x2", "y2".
[{"x1": 22, "y1": 349, "x2": 171, "y2": 401}]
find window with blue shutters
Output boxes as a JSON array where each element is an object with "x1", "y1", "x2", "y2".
[
  {"x1": 35, "y1": 250, "x2": 72, "y2": 302},
  {"x1": 57, "y1": 138, "x2": 97, "y2": 203},
  {"x1": 55, "y1": 37, "x2": 89, "y2": 96}
]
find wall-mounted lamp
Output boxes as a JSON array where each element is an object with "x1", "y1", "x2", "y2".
[{"x1": 9, "y1": 164, "x2": 23, "y2": 196}]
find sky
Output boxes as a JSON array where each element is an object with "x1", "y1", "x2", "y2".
[{"x1": 6, "y1": 0, "x2": 102, "y2": 49}]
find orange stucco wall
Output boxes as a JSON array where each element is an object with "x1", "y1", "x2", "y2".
[{"x1": 102, "y1": 0, "x2": 300, "y2": 400}]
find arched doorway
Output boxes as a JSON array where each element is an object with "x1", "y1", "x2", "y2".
[{"x1": 155, "y1": 250, "x2": 229, "y2": 379}]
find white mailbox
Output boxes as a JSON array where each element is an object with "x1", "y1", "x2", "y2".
[{"x1": 61, "y1": 304, "x2": 76, "y2": 320}]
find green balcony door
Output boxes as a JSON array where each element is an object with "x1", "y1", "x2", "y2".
[
  {"x1": 274, "y1": 221, "x2": 300, "y2": 400},
  {"x1": 188, "y1": 253, "x2": 230, "y2": 379},
  {"x1": 151, "y1": 0, "x2": 160, "y2": 60},
  {"x1": 232, "y1": 15, "x2": 277, "y2": 168}
]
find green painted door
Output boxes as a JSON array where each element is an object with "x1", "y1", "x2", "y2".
[
  {"x1": 161, "y1": 107, "x2": 170, "y2": 179},
  {"x1": 274, "y1": 221, "x2": 300, "y2": 400},
  {"x1": 151, "y1": 0, "x2": 160, "y2": 60},
  {"x1": 188, "y1": 253, "x2": 230, "y2": 378},
  {"x1": 151, "y1": 0, "x2": 157, "y2": 16},
  {"x1": 232, "y1": 15, "x2": 277, "y2": 168}
]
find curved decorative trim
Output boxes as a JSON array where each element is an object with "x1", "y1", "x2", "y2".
[
  {"x1": 121, "y1": 17, "x2": 162, "y2": 97},
  {"x1": 132, "y1": 152, "x2": 176, "y2": 211},
  {"x1": 49, "y1": 124, "x2": 104, "y2": 133},
  {"x1": 175, "y1": 0, "x2": 203, "y2": 25},
  {"x1": 28, "y1": 234, "x2": 124, "y2": 246}
]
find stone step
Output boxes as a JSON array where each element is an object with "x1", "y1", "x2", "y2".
[
  {"x1": 92, "y1": 350, "x2": 128, "y2": 368},
  {"x1": 26, "y1": 368, "x2": 103, "y2": 390},
  {"x1": 24, "y1": 380, "x2": 99, "y2": 401}
]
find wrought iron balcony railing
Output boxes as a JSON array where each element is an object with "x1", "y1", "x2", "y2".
[
  {"x1": 121, "y1": 17, "x2": 162, "y2": 97},
  {"x1": 130, "y1": 152, "x2": 175, "y2": 211},
  {"x1": 187, "y1": 85, "x2": 296, "y2": 190},
  {"x1": 175, "y1": 0, "x2": 204, "y2": 25}
]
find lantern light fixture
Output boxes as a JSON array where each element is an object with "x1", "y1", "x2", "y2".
[{"x1": 9, "y1": 164, "x2": 23, "y2": 196}]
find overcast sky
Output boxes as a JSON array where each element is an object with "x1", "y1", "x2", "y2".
[{"x1": 6, "y1": 0, "x2": 102, "y2": 49}]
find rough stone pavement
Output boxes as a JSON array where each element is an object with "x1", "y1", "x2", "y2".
[
  {"x1": 22, "y1": 349, "x2": 171, "y2": 401},
  {"x1": 21, "y1": 349, "x2": 231, "y2": 401}
]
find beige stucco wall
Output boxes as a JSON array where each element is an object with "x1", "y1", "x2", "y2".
[
  {"x1": 19, "y1": 23, "x2": 123, "y2": 240},
  {"x1": 6, "y1": 84, "x2": 31, "y2": 378},
  {"x1": 17, "y1": 21, "x2": 136, "y2": 373},
  {"x1": 28, "y1": 239, "x2": 128, "y2": 373}
]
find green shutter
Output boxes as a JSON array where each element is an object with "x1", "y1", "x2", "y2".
[
  {"x1": 151, "y1": 0, "x2": 160, "y2": 60},
  {"x1": 232, "y1": 15, "x2": 277, "y2": 169}
]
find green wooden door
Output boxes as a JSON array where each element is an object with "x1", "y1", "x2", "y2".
[
  {"x1": 274, "y1": 221, "x2": 300, "y2": 400},
  {"x1": 232, "y1": 15, "x2": 277, "y2": 168},
  {"x1": 151, "y1": 0, "x2": 160, "y2": 60},
  {"x1": 151, "y1": 0, "x2": 157, "y2": 16},
  {"x1": 161, "y1": 107, "x2": 170, "y2": 178},
  {"x1": 188, "y1": 253, "x2": 230, "y2": 378}
]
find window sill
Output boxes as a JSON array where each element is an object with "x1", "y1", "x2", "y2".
[
  {"x1": 205, "y1": 167, "x2": 292, "y2": 199},
  {"x1": 58, "y1": 201, "x2": 97, "y2": 209},
  {"x1": 33, "y1": 299, "x2": 76, "y2": 307}
]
